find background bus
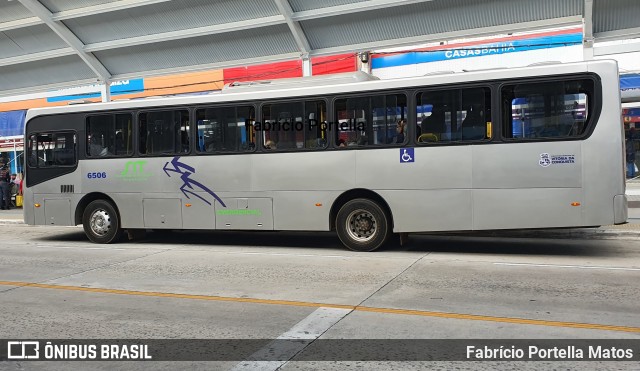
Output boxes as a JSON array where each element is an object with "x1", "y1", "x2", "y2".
[{"x1": 23, "y1": 60, "x2": 626, "y2": 251}]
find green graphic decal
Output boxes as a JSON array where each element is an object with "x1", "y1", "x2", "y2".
[
  {"x1": 118, "y1": 160, "x2": 153, "y2": 181},
  {"x1": 216, "y1": 209, "x2": 262, "y2": 216}
]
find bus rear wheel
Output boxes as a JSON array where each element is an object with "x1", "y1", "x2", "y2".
[
  {"x1": 336, "y1": 198, "x2": 390, "y2": 252},
  {"x1": 82, "y1": 199, "x2": 123, "y2": 244}
]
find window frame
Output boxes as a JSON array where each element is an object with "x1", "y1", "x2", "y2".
[
  {"x1": 27, "y1": 130, "x2": 78, "y2": 169},
  {"x1": 258, "y1": 97, "x2": 330, "y2": 152},
  {"x1": 137, "y1": 107, "x2": 192, "y2": 157},
  {"x1": 333, "y1": 91, "x2": 409, "y2": 148},
  {"x1": 85, "y1": 112, "x2": 135, "y2": 159},
  {"x1": 498, "y1": 73, "x2": 601, "y2": 143},
  {"x1": 414, "y1": 84, "x2": 494, "y2": 146},
  {"x1": 193, "y1": 104, "x2": 258, "y2": 155}
]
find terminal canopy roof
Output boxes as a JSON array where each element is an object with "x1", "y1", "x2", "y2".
[{"x1": 1, "y1": 0, "x2": 640, "y2": 98}]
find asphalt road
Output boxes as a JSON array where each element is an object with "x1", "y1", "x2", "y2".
[{"x1": 1, "y1": 223, "x2": 639, "y2": 370}]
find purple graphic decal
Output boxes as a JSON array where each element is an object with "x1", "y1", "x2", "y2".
[{"x1": 163, "y1": 156, "x2": 226, "y2": 207}]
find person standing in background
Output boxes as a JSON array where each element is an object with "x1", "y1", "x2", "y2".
[
  {"x1": 395, "y1": 119, "x2": 406, "y2": 144},
  {"x1": 0, "y1": 164, "x2": 10, "y2": 210},
  {"x1": 14, "y1": 173, "x2": 23, "y2": 194},
  {"x1": 626, "y1": 127, "x2": 637, "y2": 179}
]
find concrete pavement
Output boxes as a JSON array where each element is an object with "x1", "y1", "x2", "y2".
[
  {"x1": 0, "y1": 206, "x2": 22, "y2": 223},
  {"x1": 1, "y1": 224, "x2": 640, "y2": 370}
]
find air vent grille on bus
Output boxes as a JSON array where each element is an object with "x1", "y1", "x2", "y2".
[{"x1": 61, "y1": 185, "x2": 74, "y2": 193}]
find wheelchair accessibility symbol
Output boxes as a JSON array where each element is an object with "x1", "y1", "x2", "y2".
[{"x1": 400, "y1": 148, "x2": 414, "y2": 163}]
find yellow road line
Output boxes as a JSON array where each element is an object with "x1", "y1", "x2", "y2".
[
  {"x1": 0, "y1": 281, "x2": 354, "y2": 310},
  {"x1": 355, "y1": 307, "x2": 640, "y2": 333},
  {"x1": 1, "y1": 280, "x2": 639, "y2": 334}
]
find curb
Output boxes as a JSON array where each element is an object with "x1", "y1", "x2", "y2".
[{"x1": 0, "y1": 220, "x2": 23, "y2": 224}]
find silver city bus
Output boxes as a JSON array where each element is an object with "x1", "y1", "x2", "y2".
[{"x1": 23, "y1": 60, "x2": 627, "y2": 251}]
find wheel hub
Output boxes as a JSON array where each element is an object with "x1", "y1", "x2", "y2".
[
  {"x1": 346, "y1": 210, "x2": 377, "y2": 242},
  {"x1": 90, "y1": 209, "x2": 111, "y2": 236}
]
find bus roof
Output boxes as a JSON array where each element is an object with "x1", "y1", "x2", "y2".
[{"x1": 25, "y1": 59, "x2": 618, "y2": 120}]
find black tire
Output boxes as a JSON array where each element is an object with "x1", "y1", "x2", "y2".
[
  {"x1": 82, "y1": 199, "x2": 123, "y2": 244},
  {"x1": 335, "y1": 198, "x2": 390, "y2": 252}
]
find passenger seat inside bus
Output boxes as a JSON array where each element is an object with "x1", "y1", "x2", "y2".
[
  {"x1": 460, "y1": 104, "x2": 485, "y2": 140},
  {"x1": 115, "y1": 132, "x2": 125, "y2": 154},
  {"x1": 420, "y1": 104, "x2": 446, "y2": 141}
]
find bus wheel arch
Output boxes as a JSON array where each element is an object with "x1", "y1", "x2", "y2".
[
  {"x1": 75, "y1": 193, "x2": 120, "y2": 225},
  {"x1": 330, "y1": 189, "x2": 393, "y2": 252},
  {"x1": 77, "y1": 194, "x2": 124, "y2": 244}
]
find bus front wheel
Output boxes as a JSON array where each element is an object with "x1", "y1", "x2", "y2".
[
  {"x1": 336, "y1": 198, "x2": 390, "y2": 252},
  {"x1": 82, "y1": 200, "x2": 123, "y2": 244}
]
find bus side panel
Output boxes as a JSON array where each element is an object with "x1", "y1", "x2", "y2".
[
  {"x1": 181, "y1": 195, "x2": 216, "y2": 230},
  {"x1": 112, "y1": 193, "x2": 145, "y2": 228},
  {"x1": 189, "y1": 154, "x2": 252, "y2": 193},
  {"x1": 356, "y1": 146, "x2": 473, "y2": 233},
  {"x1": 23, "y1": 187, "x2": 35, "y2": 225},
  {"x1": 582, "y1": 62, "x2": 625, "y2": 226},
  {"x1": 80, "y1": 160, "x2": 145, "y2": 228},
  {"x1": 272, "y1": 191, "x2": 341, "y2": 231},
  {"x1": 32, "y1": 193, "x2": 45, "y2": 225},
  {"x1": 26, "y1": 171, "x2": 83, "y2": 226},
  {"x1": 252, "y1": 151, "x2": 357, "y2": 192},
  {"x1": 253, "y1": 151, "x2": 356, "y2": 231},
  {"x1": 473, "y1": 188, "x2": 582, "y2": 230},
  {"x1": 31, "y1": 195, "x2": 75, "y2": 226},
  {"x1": 216, "y1": 197, "x2": 273, "y2": 230},
  {"x1": 378, "y1": 190, "x2": 473, "y2": 233},
  {"x1": 472, "y1": 141, "x2": 584, "y2": 229},
  {"x1": 581, "y1": 134, "x2": 622, "y2": 227},
  {"x1": 473, "y1": 142, "x2": 582, "y2": 189},
  {"x1": 44, "y1": 198, "x2": 72, "y2": 226},
  {"x1": 142, "y1": 198, "x2": 183, "y2": 228},
  {"x1": 355, "y1": 147, "x2": 473, "y2": 190}
]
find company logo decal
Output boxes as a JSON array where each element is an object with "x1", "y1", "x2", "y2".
[
  {"x1": 539, "y1": 153, "x2": 576, "y2": 167},
  {"x1": 539, "y1": 153, "x2": 551, "y2": 167},
  {"x1": 118, "y1": 160, "x2": 153, "y2": 181},
  {"x1": 163, "y1": 156, "x2": 226, "y2": 207}
]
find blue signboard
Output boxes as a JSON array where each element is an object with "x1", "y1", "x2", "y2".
[
  {"x1": 47, "y1": 78, "x2": 145, "y2": 103},
  {"x1": 372, "y1": 33, "x2": 583, "y2": 69}
]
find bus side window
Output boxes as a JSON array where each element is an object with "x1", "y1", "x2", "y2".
[
  {"x1": 195, "y1": 105, "x2": 255, "y2": 154},
  {"x1": 28, "y1": 132, "x2": 75, "y2": 168},
  {"x1": 502, "y1": 79, "x2": 592, "y2": 140},
  {"x1": 139, "y1": 110, "x2": 189, "y2": 155},
  {"x1": 417, "y1": 87, "x2": 490, "y2": 143}
]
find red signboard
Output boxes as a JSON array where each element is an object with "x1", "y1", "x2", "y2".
[{"x1": 222, "y1": 54, "x2": 357, "y2": 85}]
